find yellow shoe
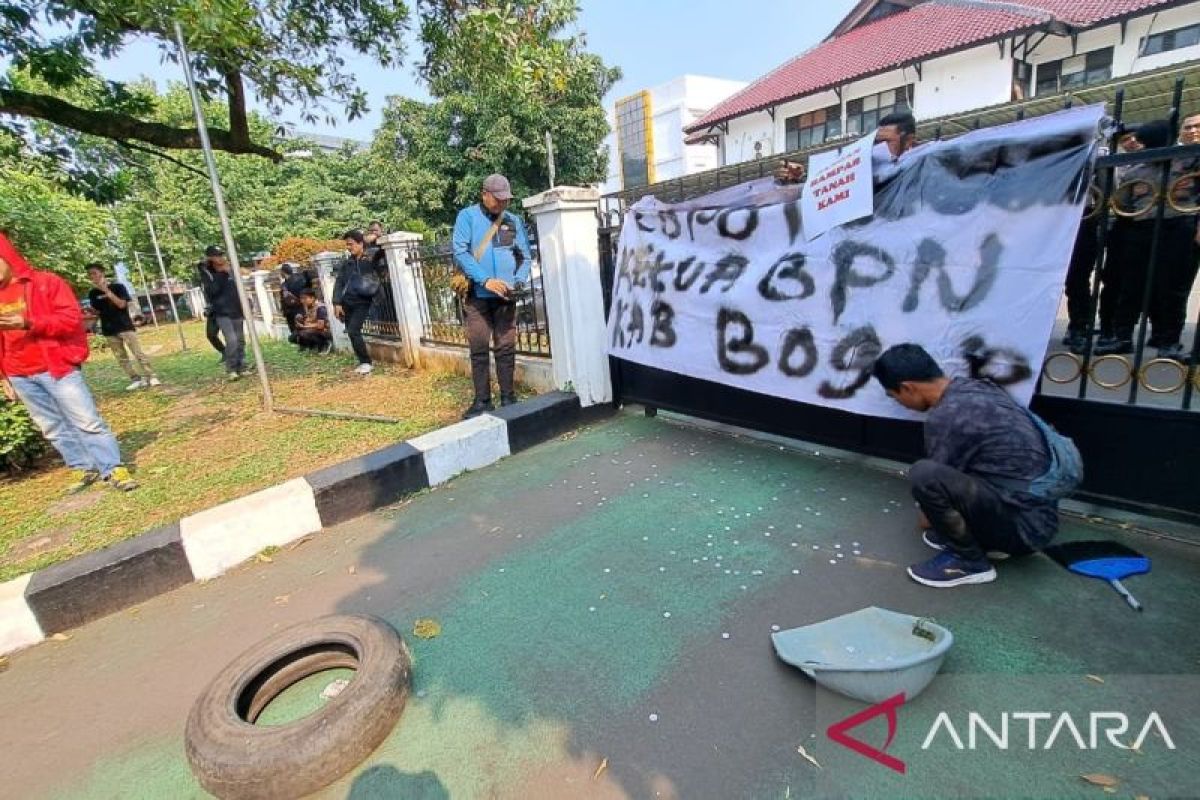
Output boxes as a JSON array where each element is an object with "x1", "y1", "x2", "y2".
[
  {"x1": 105, "y1": 465, "x2": 139, "y2": 492},
  {"x1": 67, "y1": 469, "x2": 101, "y2": 494}
]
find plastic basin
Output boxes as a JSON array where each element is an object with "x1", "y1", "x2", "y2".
[{"x1": 771, "y1": 606, "x2": 953, "y2": 703}]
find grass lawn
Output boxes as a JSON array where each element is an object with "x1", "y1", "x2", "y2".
[{"x1": 0, "y1": 320, "x2": 480, "y2": 582}]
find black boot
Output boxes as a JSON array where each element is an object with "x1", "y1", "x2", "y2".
[
  {"x1": 500, "y1": 393, "x2": 519, "y2": 407},
  {"x1": 462, "y1": 399, "x2": 495, "y2": 419},
  {"x1": 1063, "y1": 328, "x2": 1089, "y2": 354},
  {"x1": 1093, "y1": 335, "x2": 1132, "y2": 356},
  {"x1": 1156, "y1": 343, "x2": 1187, "y2": 362}
]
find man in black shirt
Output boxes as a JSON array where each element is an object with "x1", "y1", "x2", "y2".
[
  {"x1": 197, "y1": 245, "x2": 226, "y2": 359},
  {"x1": 199, "y1": 245, "x2": 247, "y2": 380},
  {"x1": 332, "y1": 229, "x2": 381, "y2": 375},
  {"x1": 85, "y1": 263, "x2": 159, "y2": 390},
  {"x1": 872, "y1": 344, "x2": 1059, "y2": 589},
  {"x1": 279, "y1": 263, "x2": 311, "y2": 336},
  {"x1": 292, "y1": 289, "x2": 333, "y2": 353}
]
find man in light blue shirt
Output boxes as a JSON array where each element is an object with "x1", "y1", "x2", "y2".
[{"x1": 452, "y1": 173, "x2": 533, "y2": 418}]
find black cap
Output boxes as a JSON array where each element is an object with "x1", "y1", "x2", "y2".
[{"x1": 205, "y1": 245, "x2": 225, "y2": 258}]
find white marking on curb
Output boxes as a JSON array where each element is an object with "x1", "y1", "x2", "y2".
[
  {"x1": 411, "y1": 415, "x2": 511, "y2": 486},
  {"x1": 180, "y1": 478, "x2": 323, "y2": 581},
  {"x1": 0, "y1": 574, "x2": 44, "y2": 655}
]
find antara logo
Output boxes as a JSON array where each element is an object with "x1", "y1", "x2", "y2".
[
  {"x1": 827, "y1": 692, "x2": 908, "y2": 774},
  {"x1": 827, "y1": 693, "x2": 1176, "y2": 774},
  {"x1": 921, "y1": 711, "x2": 1176, "y2": 752}
]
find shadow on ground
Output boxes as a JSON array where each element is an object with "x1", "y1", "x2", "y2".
[{"x1": 319, "y1": 413, "x2": 1200, "y2": 799}]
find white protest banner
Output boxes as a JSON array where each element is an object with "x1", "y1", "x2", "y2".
[
  {"x1": 801, "y1": 131, "x2": 876, "y2": 239},
  {"x1": 607, "y1": 106, "x2": 1103, "y2": 421}
]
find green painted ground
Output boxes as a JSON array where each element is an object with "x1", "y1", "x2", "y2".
[{"x1": 38, "y1": 414, "x2": 1200, "y2": 799}]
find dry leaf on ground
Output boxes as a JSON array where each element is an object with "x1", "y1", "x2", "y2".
[
  {"x1": 50, "y1": 633, "x2": 71, "y2": 642},
  {"x1": 1086, "y1": 674, "x2": 1105, "y2": 684},
  {"x1": 1080, "y1": 774, "x2": 1119, "y2": 788},
  {"x1": 592, "y1": 757, "x2": 608, "y2": 781},
  {"x1": 796, "y1": 745, "x2": 822, "y2": 769},
  {"x1": 413, "y1": 619, "x2": 442, "y2": 639}
]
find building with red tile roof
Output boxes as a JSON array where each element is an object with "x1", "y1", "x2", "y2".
[{"x1": 680, "y1": 0, "x2": 1199, "y2": 169}]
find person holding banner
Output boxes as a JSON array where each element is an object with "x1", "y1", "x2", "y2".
[
  {"x1": 774, "y1": 110, "x2": 919, "y2": 186},
  {"x1": 871, "y1": 345, "x2": 1063, "y2": 589}
]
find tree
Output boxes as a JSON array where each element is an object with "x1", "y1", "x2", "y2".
[
  {"x1": 0, "y1": 0, "x2": 411, "y2": 160},
  {"x1": 0, "y1": 162, "x2": 118, "y2": 284},
  {"x1": 368, "y1": 0, "x2": 620, "y2": 228},
  {"x1": 107, "y1": 84, "x2": 390, "y2": 278}
]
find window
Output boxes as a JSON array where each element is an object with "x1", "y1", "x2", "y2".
[
  {"x1": 784, "y1": 104, "x2": 843, "y2": 151},
  {"x1": 1035, "y1": 48, "x2": 1113, "y2": 95},
  {"x1": 616, "y1": 91, "x2": 655, "y2": 189},
  {"x1": 845, "y1": 85, "x2": 914, "y2": 136},
  {"x1": 1142, "y1": 23, "x2": 1200, "y2": 56}
]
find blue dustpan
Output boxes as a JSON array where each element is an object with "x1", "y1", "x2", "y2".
[{"x1": 1042, "y1": 540, "x2": 1150, "y2": 612}]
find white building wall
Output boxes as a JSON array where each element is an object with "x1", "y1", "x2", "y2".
[{"x1": 916, "y1": 48, "x2": 1013, "y2": 118}]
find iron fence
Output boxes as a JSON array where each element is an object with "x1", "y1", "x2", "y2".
[
  {"x1": 361, "y1": 263, "x2": 403, "y2": 340},
  {"x1": 404, "y1": 231, "x2": 552, "y2": 357}
]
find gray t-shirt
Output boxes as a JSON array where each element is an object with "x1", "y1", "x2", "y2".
[{"x1": 925, "y1": 378, "x2": 1058, "y2": 546}]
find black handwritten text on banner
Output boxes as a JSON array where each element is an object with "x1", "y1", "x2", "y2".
[{"x1": 606, "y1": 107, "x2": 1102, "y2": 420}]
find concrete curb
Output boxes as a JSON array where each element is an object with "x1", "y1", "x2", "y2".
[{"x1": 1, "y1": 391, "x2": 610, "y2": 656}]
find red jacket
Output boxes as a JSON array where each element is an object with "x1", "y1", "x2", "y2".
[{"x1": 0, "y1": 233, "x2": 89, "y2": 379}]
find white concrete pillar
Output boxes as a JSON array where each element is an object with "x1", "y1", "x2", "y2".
[
  {"x1": 185, "y1": 287, "x2": 205, "y2": 319},
  {"x1": 379, "y1": 231, "x2": 426, "y2": 368},
  {"x1": 522, "y1": 186, "x2": 611, "y2": 406},
  {"x1": 251, "y1": 270, "x2": 276, "y2": 339},
  {"x1": 313, "y1": 252, "x2": 349, "y2": 351}
]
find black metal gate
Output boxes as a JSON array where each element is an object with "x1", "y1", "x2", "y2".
[{"x1": 598, "y1": 86, "x2": 1200, "y2": 524}]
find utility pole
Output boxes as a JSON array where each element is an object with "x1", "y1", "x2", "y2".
[
  {"x1": 146, "y1": 213, "x2": 188, "y2": 350},
  {"x1": 131, "y1": 251, "x2": 160, "y2": 328},
  {"x1": 175, "y1": 21, "x2": 273, "y2": 411},
  {"x1": 545, "y1": 131, "x2": 556, "y2": 188}
]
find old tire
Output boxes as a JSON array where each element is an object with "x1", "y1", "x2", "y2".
[{"x1": 185, "y1": 614, "x2": 411, "y2": 799}]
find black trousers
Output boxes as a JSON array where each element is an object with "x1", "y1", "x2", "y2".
[
  {"x1": 909, "y1": 460, "x2": 1033, "y2": 562},
  {"x1": 1111, "y1": 217, "x2": 1195, "y2": 343},
  {"x1": 1157, "y1": 233, "x2": 1200, "y2": 346},
  {"x1": 344, "y1": 304, "x2": 372, "y2": 365},
  {"x1": 282, "y1": 303, "x2": 302, "y2": 335},
  {"x1": 205, "y1": 314, "x2": 225, "y2": 353},
  {"x1": 1065, "y1": 217, "x2": 1099, "y2": 335},
  {"x1": 464, "y1": 296, "x2": 517, "y2": 402},
  {"x1": 295, "y1": 330, "x2": 331, "y2": 351}
]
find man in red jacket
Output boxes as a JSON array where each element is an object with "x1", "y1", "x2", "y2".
[{"x1": 0, "y1": 233, "x2": 137, "y2": 491}]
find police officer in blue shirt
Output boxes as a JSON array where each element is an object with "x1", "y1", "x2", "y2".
[{"x1": 452, "y1": 174, "x2": 533, "y2": 418}]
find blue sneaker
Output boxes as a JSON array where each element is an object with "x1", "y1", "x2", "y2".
[
  {"x1": 907, "y1": 551, "x2": 997, "y2": 588},
  {"x1": 922, "y1": 529, "x2": 1010, "y2": 561}
]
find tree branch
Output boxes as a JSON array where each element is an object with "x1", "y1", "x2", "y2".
[
  {"x1": 114, "y1": 139, "x2": 209, "y2": 181},
  {"x1": 0, "y1": 87, "x2": 281, "y2": 162}
]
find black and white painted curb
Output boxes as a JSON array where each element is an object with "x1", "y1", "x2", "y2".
[{"x1": 0, "y1": 392, "x2": 609, "y2": 656}]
